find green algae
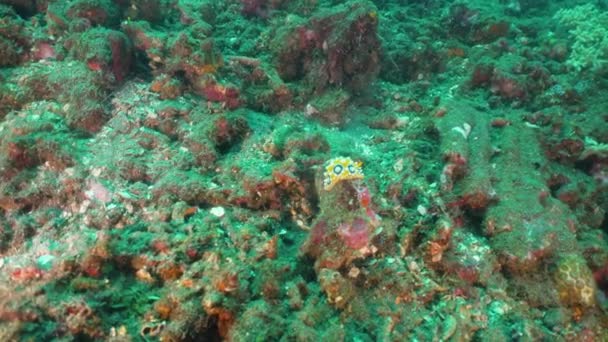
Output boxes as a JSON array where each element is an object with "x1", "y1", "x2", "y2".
[{"x1": 0, "y1": 0, "x2": 608, "y2": 341}]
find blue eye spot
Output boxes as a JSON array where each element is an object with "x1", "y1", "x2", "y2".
[{"x1": 333, "y1": 164, "x2": 343, "y2": 175}]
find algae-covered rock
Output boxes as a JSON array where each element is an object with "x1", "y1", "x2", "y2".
[{"x1": 554, "y1": 254, "x2": 597, "y2": 309}]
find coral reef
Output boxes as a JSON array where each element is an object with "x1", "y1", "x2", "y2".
[{"x1": 0, "y1": 0, "x2": 607, "y2": 340}]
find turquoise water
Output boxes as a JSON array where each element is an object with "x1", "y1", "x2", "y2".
[{"x1": 0, "y1": 0, "x2": 607, "y2": 340}]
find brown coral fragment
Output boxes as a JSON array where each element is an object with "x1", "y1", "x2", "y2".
[{"x1": 318, "y1": 268, "x2": 355, "y2": 310}]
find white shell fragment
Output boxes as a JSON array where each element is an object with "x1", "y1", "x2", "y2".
[{"x1": 210, "y1": 206, "x2": 226, "y2": 218}]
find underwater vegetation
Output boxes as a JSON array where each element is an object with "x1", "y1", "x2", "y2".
[{"x1": 0, "y1": 0, "x2": 607, "y2": 340}]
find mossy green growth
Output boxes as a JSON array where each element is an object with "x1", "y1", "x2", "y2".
[{"x1": 554, "y1": 4, "x2": 608, "y2": 71}]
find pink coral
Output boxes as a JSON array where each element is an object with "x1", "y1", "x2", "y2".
[
  {"x1": 86, "y1": 180, "x2": 112, "y2": 203},
  {"x1": 338, "y1": 217, "x2": 370, "y2": 249},
  {"x1": 241, "y1": 0, "x2": 269, "y2": 18}
]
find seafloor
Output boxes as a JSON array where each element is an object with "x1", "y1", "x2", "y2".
[{"x1": 0, "y1": 0, "x2": 607, "y2": 340}]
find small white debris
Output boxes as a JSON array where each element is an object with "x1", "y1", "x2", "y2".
[
  {"x1": 91, "y1": 168, "x2": 103, "y2": 177},
  {"x1": 210, "y1": 206, "x2": 225, "y2": 218},
  {"x1": 305, "y1": 103, "x2": 319, "y2": 117},
  {"x1": 417, "y1": 205, "x2": 427, "y2": 216},
  {"x1": 524, "y1": 122, "x2": 540, "y2": 129},
  {"x1": 452, "y1": 122, "x2": 472, "y2": 139},
  {"x1": 393, "y1": 158, "x2": 404, "y2": 172},
  {"x1": 79, "y1": 200, "x2": 91, "y2": 213},
  {"x1": 408, "y1": 260, "x2": 420, "y2": 273}
]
